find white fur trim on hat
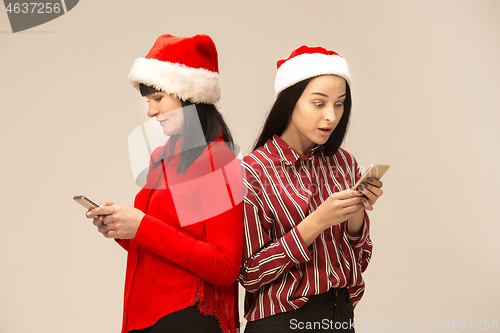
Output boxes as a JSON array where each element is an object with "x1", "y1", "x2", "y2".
[
  {"x1": 274, "y1": 53, "x2": 351, "y2": 97},
  {"x1": 128, "y1": 58, "x2": 221, "y2": 104}
]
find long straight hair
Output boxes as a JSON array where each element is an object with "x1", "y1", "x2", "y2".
[
  {"x1": 252, "y1": 76, "x2": 352, "y2": 156},
  {"x1": 140, "y1": 84, "x2": 235, "y2": 175}
]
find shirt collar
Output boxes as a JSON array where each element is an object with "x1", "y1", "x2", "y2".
[{"x1": 265, "y1": 135, "x2": 324, "y2": 165}]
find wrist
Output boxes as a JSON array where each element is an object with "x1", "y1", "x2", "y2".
[
  {"x1": 347, "y1": 209, "x2": 364, "y2": 236},
  {"x1": 297, "y1": 212, "x2": 327, "y2": 247},
  {"x1": 307, "y1": 210, "x2": 328, "y2": 232}
]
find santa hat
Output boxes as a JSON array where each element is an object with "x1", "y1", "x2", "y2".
[
  {"x1": 274, "y1": 45, "x2": 351, "y2": 97},
  {"x1": 128, "y1": 34, "x2": 220, "y2": 104}
]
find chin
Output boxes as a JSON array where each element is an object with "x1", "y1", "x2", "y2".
[
  {"x1": 315, "y1": 138, "x2": 329, "y2": 146},
  {"x1": 164, "y1": 128, "x2": 181, "y2": 136}
]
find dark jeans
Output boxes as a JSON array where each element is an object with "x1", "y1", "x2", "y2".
[
  {"x1": 129, "y1": 305, "x2": 222, "y2": 333},
  {"x1": 244, "y1": 288, "x2": 355, "y2": 333}
]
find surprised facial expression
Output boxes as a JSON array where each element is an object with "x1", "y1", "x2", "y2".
[{"x1": 281, "y1": 75, "x2": 346, "y2": 154}]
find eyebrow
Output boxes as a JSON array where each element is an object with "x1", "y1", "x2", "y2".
[{"x1": 311, "y1": 92, "x2": 346, "y2": 99}]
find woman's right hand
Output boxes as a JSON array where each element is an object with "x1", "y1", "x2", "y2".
[
  {"x1": 86, "y1": 201, "x2": 114, "y2": 237},
  {"x1": 312, "y1": 189, "x2": 365, "y2": 229},
  {"x1": 297, "y1": 190, "x2": 364, "y2": 246}
]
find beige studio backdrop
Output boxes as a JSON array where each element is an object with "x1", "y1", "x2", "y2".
[{"x1": 1, "y1": 0, "x2": 499, "y2": 332}]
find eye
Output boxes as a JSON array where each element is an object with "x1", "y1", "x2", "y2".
[
  {"x1": 335, "y1": 101, "x2": 344, "y2": 107},
  {"x1": 314, "y1": 101, "x2": 324, "y2": 107},
  {"x1": 155, "y1": 97, "x2": 162, "y2": 102}
]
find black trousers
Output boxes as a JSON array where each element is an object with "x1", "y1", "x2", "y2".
[
  {"x1": 244, "y1": 288, "x2": 355, "y2": 333},
  {"x1": 129, "y1": 305, "x2": 222, "y2": 333}
]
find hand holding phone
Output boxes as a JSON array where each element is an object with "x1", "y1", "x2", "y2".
[{"x1": 351, "y1": 164, "x2": 390, "y2": 190}]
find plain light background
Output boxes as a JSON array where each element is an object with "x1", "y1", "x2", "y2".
[{"x1": 1, "y1": 1, "x2": 499, "y2": 332}]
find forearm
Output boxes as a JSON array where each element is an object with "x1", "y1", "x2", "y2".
[
  {"x1": 134, "y1": 215, "x2": 200, "y2": 267},
  {"x1": 347, "y1": 208, "x2": 364, "y2": 236},
  {"x1": 185, "y1": 241, "x2": 241, "y2": 286},
  {"x1": 115, "y1": 238, "x2": 130, "y2": 251},
  {"x1": 240, "y1": 226, "x2": 311, "y2": 292},
  {"x1": 296, "y1": 212, "x2": 327, "y2": 247},
  {"x1": 186, "y1": 204, "x2": 244, "y2": 286}
]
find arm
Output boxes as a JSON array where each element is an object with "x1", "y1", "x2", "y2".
[
  {"x1": 113, "y1": 147, "x2": 243, "y2": 286},
  {"x1": 238, "y1": 160, "x2": 366, "y2": 292},
  {"x1": 346, "y1": 157, "x2": 380, "y2": 271},
  {"x1": 180, "y1": 153, "x2": 244, "y2": 286},
  {"x1": 239, "y1": 193, "x2": 312, "y2": 292},
  {"x1": 115, "y1": 238, "x2": 130, "y2": 251},
  {"x1": 91, "y1": 201, "x2": 242, "y2": 286},
  {"x1": 238, "y1": 163, "x2": 313, "y2": 292},
  {"x1": 135, "y1": 153, "x2": 244, "y2": 286},
  {"x1": 183, "y1": 202, "x2": 243, "y2": 286}
]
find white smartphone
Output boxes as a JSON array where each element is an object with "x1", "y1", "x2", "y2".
[
  {"x1": 73, "y1": 195, "x2": 99, "y2": 210},
  {"x1": 351, "y1": 164, "x2": 390, "y2": 189}
]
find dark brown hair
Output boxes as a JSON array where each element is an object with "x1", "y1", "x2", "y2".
[
  {"x1": 252, "y1": 77, "x2": 351, "y2": 156},
  {"x1": 139, "y1": 83, "x2": 236, "y2": 175}
]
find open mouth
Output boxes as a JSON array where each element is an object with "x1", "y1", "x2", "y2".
[{"x1": 319, "y1": 128, "x2": 332, "y2": 133}]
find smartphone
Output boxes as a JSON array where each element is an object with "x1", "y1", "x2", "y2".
[
  {"x1": 73, "y1": 195, "x2": 99, "y2": 210},
  {"x1": 351, "y1": 164, "x2": 390, "y2": 189}
]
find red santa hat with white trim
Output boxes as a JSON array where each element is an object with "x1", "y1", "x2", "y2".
[
  {"x1": 274, "y1": 45, "x2": 351, "y2": 97},
  {"x1": 128, "y1": 34, "x2": 220, "y2": 104}
]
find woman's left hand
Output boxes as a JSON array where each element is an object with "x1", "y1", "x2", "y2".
[
  {"x1": 357, "y1": 178, "x2": 384, "y2": 211},
  {"x1": 86, "y1": 203, "x2": 145, "y2": 239}
]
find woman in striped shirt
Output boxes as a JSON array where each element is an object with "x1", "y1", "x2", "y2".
[{"x1": 239, "y1": 46, "x2": 384, "y2": 332}]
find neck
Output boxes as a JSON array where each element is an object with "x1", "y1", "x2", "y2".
[{"x1": 279, "y1": 132, "x2": 315, "y2": 155}]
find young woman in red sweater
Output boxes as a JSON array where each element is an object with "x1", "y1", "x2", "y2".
[{"x1": 87, "y1": 34, "x2": 243, "y2": 333}]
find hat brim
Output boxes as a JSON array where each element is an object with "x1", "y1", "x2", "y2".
[
  {"x1": 128, "y1": 58, "x2": 220, "y2": 104},
  {"x1": 274, "y1": 53, "x2": 351, "y2": 97}
]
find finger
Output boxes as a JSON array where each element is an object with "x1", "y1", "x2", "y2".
[
  {"x1": 325, "y1": 194, "x2": 362, "y2": 213},
  {"x1": 87, "y1": 202, "x2": 115, "y2": 218},
  {"x1": 341, "y1": 196, "x2": 364, "y2": 208},
  {"x1": 331, "y1": 189, "x2": 364, "y2": 200},
  {"x1": 87, "y1": 208, "x2": 100, "y2": 218},
  {"x1": 93, "y1": 216, "x2": 104, "y2": 227},
  {"x1": 359, "y1": 185, "x2": 379, "y2": 207},
  {"x1": 343, "y1": 202, "x2": 365, "y2": 216},
  {"x1": 367, "y1": 178, "x2": 383, "y2": 188},
  {"x1": 102, "y1": 214, "x2": 114, "y2": 226},
  {"x1": 362, "y1": 196, "x2": 374, "y2": 211},
  {"x1": 92, "y1": 204, "x2": 116, "y2": 217},
  {"x1": 363, "y1": 184, "x2": 383, "y2": 198},
  {"x1": 98, "y1": 222, "x2": 114, "y2": 234}
]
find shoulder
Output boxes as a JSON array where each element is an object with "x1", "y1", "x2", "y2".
[
  {"x1": 150, "y1": 145, "x2": 165, "y2": 162},
  {"x1": 333, "y1": 148, "x2": 358, "y2": 165},
  {"x1": 208, "y1": 139, "x2": 238, "y2": 166},
  {"x1": 329, "y1": 148, "x2": 361, "y2": 176},
  {"x1": 186, "y1": 139, "x2": 238, "y2": 175},
  {"x1": 242, "y1": 145, "x2": 277, "y2": 173}
]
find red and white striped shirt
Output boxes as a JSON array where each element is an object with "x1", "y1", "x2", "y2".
[{"x1": 238, "y1": 135, "x2": 372, "y2": 321}]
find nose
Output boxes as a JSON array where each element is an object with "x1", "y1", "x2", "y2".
[
  {"x1": 324, "y1": 106, "x2": 336, "y2": 122},
  {"x1": 147, "y1": 102, "x2": 158, "y2": 118}
]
